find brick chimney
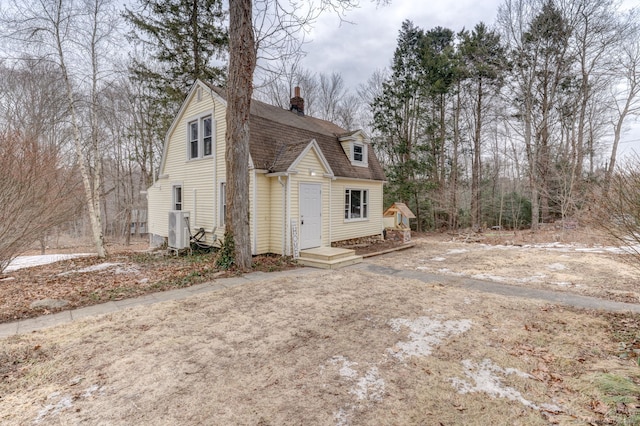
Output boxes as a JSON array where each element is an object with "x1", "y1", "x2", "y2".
[{"x1": 289, "y1": 86, "x2": 304, "y2": 116}]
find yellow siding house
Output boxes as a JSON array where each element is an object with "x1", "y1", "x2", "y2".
[{"x1": 147, "y1": 80, "x2": 386, "y2": 255}]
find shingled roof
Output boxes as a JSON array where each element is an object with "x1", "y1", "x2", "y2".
[{"x1": 205, "y1": 83, "x2": 386, "y2": 181}]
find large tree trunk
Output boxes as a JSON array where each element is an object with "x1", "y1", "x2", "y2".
[
  {"x1": 225, "y1": 0, "x2": 256, "y2": 271},
  {"x1": 450, "y1": 84, "x2": 461, "y2": 230},
  {"x1": 471, "y1": 78, "x2": 483, "y2": 231}
]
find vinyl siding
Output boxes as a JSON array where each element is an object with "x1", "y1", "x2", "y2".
[
  {"x1": 255, "y1": 173, "x2": 271, "y2": 254},
  {"x1": 269, "y1": 175, "x2": 286, "y2": 255},
  {"x1": 330, "y1": 179, "x2": 384, "y2": 243},
  {"x1": 147, "y1": 84, "x2": 224, "y2": 246}
]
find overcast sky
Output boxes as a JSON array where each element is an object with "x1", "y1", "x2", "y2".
[
  {"x1": 300, "y1": 0, "x2": 501, "y2": 89},
  {"x1": 298, "y1": 0, "x2": 640, "y2": 155}
]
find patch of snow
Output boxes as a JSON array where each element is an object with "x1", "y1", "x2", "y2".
[
  {"x1": 330, "y1": 356, "x2": 359, "y2": 380},
  {"x1": 77, "y1": 262, "x2": 122, "y2": 273},
  {"x1": 451, "y1": 359, "x2": 562, "y2": 413},
  {"x1": 114, "y1": 265, "x2": 140, "y2": 275},
  {"x1": 5, "y1": 254, "x2": 92, "y2": 272},
  {"x1": 546, "y1": 263, "x2": 566, "y2": 271},
  {"x1": 574, "y1": 248, "x2": 605, "y2": 253},
  {"x1": 471, "y1": 273, "x2": 508, "y2": 283},
  {"x1": 34, "y1": 385, "x2": 104, "y2": 423},
  {"x1": 82, "y1": 384, "x2": 103, "y2": 398},
  {"x1": 430, "y1": 257, "x2": 447, "y2": 262},
  {"x1": 350, "y1": 367, "x2": 385, "y2": 401},
  {"x1": 555, "y1": 281, "x2": 572, "y2": 287},
  {"x1": 387, "y1": 316, "x2": 472, "y2": 360},
  {"x1": 34, "y1": 393, "x2": 73, "y2": 424},
  {"x1": 334, "y1": 408, "x2": 350, "y2": 426},
  {"x1": 446, "y1": 249, "x2": 469, "y2": 255},
  {"x1": 474, "y1": 273, "x2": 548, "y2": 284},
  {"x1": 328, "y1": 356, "x2": 386, "y2": 426},
  {"x1": 58, "y1": 262, "x2": 123, "y2": 276}
]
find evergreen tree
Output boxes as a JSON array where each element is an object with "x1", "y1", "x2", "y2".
[
  {"x1": 125, "y1": 0, "x2": 227, "y2": 94},
  {"x1": 459, "y1": 22, "x2": 506, "y2": 230},
  {"x1": 517, "y1": 0, "x2": 574, "y2": 226},
  {"x1": 372, "y1": 20, "x2": 432, "y2": 230},
  {"x1": 124, "y1": 0, "x2": 228, "y2": 154}
]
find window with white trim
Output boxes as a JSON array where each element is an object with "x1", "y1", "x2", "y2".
[
  {"x1": 173, "y1": 185, "x2": 182, "y2": 211},
  {"x1": 350, "y1": 142, "x2": 368, "y2": 166},
  {"x1": 188, "y1": 115, "x2": 213, "y2": 160},
  {"x1": 353, "y1": 143, "x2": 364, "y2": 162},
  {"x1": 344, "y1": 189, "x2": 368, "y2": 220},
  {"x1": 219, "y1": 182, "x2": 226, "y2": 226}
]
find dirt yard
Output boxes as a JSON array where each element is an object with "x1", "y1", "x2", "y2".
[{"x1": 1, "y1": 230, "x2": 640, "y2": 425}]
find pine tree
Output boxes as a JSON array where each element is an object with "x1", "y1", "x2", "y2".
[
  {"x1": 124, "y1": 0, "x2": 228, "y2": 135},
  {"x1": 459, "y1": 22, "x2": 506, "y2": 230}
]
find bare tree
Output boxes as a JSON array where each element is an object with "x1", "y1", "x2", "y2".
[
  {"x1": 0, "y1": 132, "x2": 82, "y2": 273},
  {"x1": 592, "y1": 154, "x2": 640, "y2": 260},
  {"x1": 605, "y1": 19, "x2": 640, "y2": 186},
  {"x1": 1, "y1": 0, "x2": 122, "y2": 257}
]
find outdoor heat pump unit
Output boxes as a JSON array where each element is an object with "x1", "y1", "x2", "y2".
[{"x1": 168, "y1": 210, "x2": 190, "y2": 250}]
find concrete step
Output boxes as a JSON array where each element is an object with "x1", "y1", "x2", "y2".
[
  {"x1": 299, "y1": 247, "x2": 356, "y2": 262},
  {"x1": 297, "y1": 254, "x2": 363, "y2": 270}
]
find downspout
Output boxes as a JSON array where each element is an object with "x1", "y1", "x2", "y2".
[
  {"x1": 213, "y1": 111, "x2": 218, "y2": 244},
  {"x1": 278, "y1": 176, "x2": 286, "y2": 255},
  {"x1": 328, "y1": 178, "x2": 332, "y2": 245},
  {"x1": 286, "y1": 176, "x2": 291, "y2": 256}
]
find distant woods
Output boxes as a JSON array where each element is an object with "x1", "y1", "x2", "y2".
[
  {"x1": 0, "y1": 0, "x2": 638, "y2": 267},
  {"x1": 367, "y1": 0, "x2": 640, "y2": 232}
]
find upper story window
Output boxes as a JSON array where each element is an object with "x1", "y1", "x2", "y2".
[
  {"x1": 350, "y1": 142, "x2": 368, "y2": 167},
  {"x1": 188, "y1": 115, "x2": 213, "y2": 160},
  {"x1": 353, "y1": 143, "x2": 364, "y2": 162},
  {"x1": 339, "y1": 132, "x2": 370, "y2": 168}
]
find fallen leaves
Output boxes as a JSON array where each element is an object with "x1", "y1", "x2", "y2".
[{"x1": 0, "y1": 251, "x2": 297, "y2": 323}]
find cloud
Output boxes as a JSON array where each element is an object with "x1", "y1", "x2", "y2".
[{"x1": 300, "y1": 0, "x2": 502, "y2": 88}]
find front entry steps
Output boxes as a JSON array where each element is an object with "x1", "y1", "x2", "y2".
[{"x1": 298, "y1": 247, "x2": 363, "y2": 269}]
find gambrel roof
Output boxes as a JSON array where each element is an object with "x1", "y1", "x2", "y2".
[{"x1": 204, "y1": 82, "x2": 386, "y2": 181}]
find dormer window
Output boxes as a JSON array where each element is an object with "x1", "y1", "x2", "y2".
[
  {"x1": 339, "y1": 130, "x2": 370, "y2": 167},
  {"x1": 351, "y1": 142, "x2": 368, "y2": 167},
  {"x1": 353, "y1": 143, "x2": 364, "y2": 162}
]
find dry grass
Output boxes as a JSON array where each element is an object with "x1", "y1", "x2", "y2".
[{"x1": 1, "y1": 268, "x2": 639, "y2": 425}]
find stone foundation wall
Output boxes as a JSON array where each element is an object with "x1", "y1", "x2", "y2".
[
  {"x1": 385, "y1": 228, "x2": 411, "y2": 243},
  {"x1": 332, "y1": 234, "x2": 384, "y2": 248}
]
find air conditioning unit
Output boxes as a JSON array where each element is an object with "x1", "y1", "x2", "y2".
[{"x1": 168, "y1": 210, "x2": 190, "y2": 249}]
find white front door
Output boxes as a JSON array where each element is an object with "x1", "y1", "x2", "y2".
[{"x1": 299, "y1": 183, "x2": 322, "y2": 249}]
